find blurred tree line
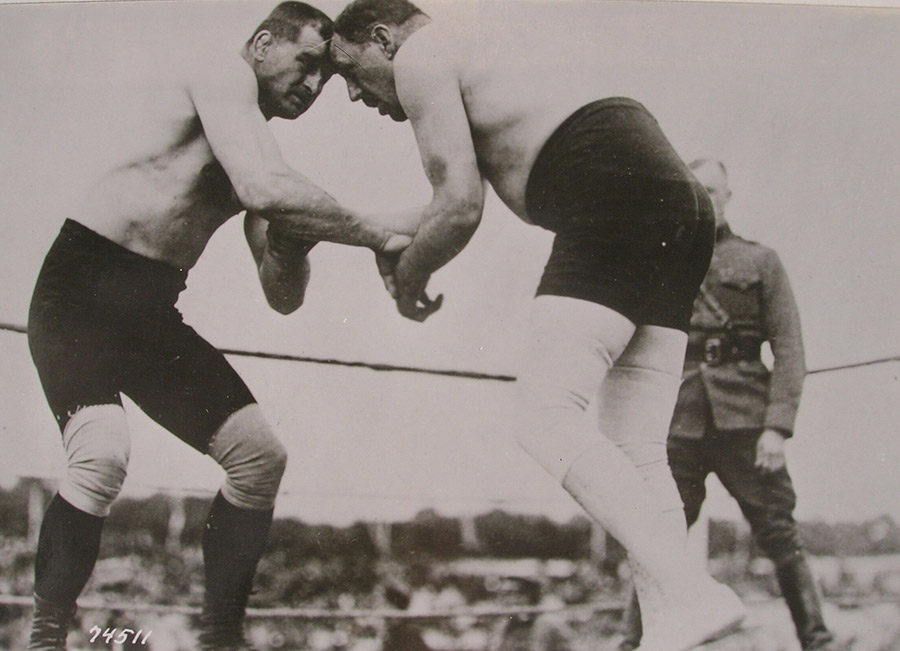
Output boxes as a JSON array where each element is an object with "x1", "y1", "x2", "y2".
[{"x1": 3, "y1": 478, "x2": 900, "y2": 609}]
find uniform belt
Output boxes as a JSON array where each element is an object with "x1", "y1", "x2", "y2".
[{"x1": 685, "y1": 334, "x2": 762, "y2": 366}]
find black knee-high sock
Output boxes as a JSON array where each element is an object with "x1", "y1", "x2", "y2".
[
  {"x1": 200, "y1": 491, "x2": 274, "y2": 643},
  {"x1": 34, "y1": 494, "x2": 104, "y2": 606}
]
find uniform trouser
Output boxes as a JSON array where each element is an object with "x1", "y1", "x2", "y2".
[
  {"x1": 667, "y1": 429, "x2": 802, "y2": 565},
  {"x1": 667, "y1": 429, "x2": 833, "y2": 649}
]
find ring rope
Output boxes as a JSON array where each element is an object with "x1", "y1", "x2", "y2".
[{"x1": 1, "y1": 321, "x2": 896, "y2": 379}]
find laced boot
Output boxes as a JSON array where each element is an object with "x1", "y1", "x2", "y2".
[
  {"x1": 198, "y1": 601, "x2": 257, "y2": 651},
  {"x1": 27, "y1": 594, "x2": 75, "y2": 650}
]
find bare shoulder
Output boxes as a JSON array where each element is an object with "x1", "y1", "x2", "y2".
[
  {"x1": 185, "y1": 47, "x2": 258, "y2": 104},
  {"x1": 395, "y1": 22, "x2": 456, "y2": 80}
]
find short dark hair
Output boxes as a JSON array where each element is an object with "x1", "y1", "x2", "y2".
[
  {"x1": 689, "y1": 158, "x2": 728, "y2": 178},
  {"x1": 249, "y1": 2, "x2": 333, "y2": 44},
  {"x1": 334, "y1": 0, "x2": 425, "y2": 43}
]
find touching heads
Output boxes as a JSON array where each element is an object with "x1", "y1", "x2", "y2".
[
  {"x1": 331, "y1": 0, "x2": 429, "y2": 121},
  {"x1": 245, "y1": 2, "x2": 335, "y2": 120},
  {"x1": 689, "y1": 158, "x2": 731, "y2": 227}
]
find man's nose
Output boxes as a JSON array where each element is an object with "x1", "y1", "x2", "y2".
[
  {"x1": 303, "y1": 71, "x2": 325, "y2": 96},
  {"x1": 347, "y1": 81, "x2": 362, "y2": 102}
]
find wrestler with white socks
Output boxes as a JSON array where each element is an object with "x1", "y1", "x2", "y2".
[{"x1": 328, "y1": 1, "x2": 746, "y2": 648}]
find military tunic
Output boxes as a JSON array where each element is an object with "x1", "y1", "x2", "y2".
[
  {"x1": 667, "y1": 224, "x2": 808, "y2": 566},
  {"x1": 670, "y1": 224, "x2": 805, "y2": 438}
]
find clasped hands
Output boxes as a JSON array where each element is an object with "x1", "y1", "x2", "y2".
[
  {"x1": 266, "y1": 219, "x2": 442, "y2": 323},
  {"x1": 376, "y1": 233, "x2": 443, "y2": 323}
]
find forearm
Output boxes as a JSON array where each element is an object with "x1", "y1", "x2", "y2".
[
  {"x1": 256, "y1": 171, "x2": 390, "y2": 250},
  {"x1": 368, "y1": 206, "x2": 426, "y2": 238},
  {"x1": 396, "y1": 199, "x2": 481, "y2": 280}
]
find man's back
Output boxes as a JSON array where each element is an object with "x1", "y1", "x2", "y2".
[{"x1": 395, "y1": 12, "x2": 616, "y2": 221}]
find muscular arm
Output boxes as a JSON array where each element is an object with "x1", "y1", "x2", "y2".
[
  {"x1": 244, "y1": 212, "x2": 313, "y2": 314},
  {"x1": 190, "y1": 55, "x2": 400, "y2": 251},
  {"x1": 390, "y1": 30, "x2": 485, "y2": 320}
]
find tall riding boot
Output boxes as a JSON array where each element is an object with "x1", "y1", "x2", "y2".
[
  {"x1": 27, "y1": 594, "x2": 76, "y2": 650},
  {"x1": 775, "y1": 554, "x2": 835, "y2": 650}
]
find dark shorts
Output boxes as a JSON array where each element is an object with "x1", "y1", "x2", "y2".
[
  {"x1": 28, "y1": 219, "x2": 256, "y2": 452},
  {"x1": 525, "y1": 98, "x2": 715, "y2": 333}
]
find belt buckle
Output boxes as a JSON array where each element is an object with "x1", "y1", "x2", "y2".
[{"x1": 704, "y1": 337, "x2": 723, "y2": 365}]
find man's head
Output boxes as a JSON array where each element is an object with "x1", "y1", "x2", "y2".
[
  {"x1": 330, "y1": 0, "x2": 429, "y2": 121},
  {"x1": 690, "y1": 158, "x2": 731, "y2": 227},
  {"x1": 245, "y1": 2, "x2": 334, "y2": 120}
]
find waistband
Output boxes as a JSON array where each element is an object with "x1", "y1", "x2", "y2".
[
  {"x1": 39, "y1": 220, "x2": 189, "y2": 308},
  {"x1": 58, "y1": 219, "x2": 186, "y2": 276},
  {"x1": 554, "y1": 97, "x2": 653, "y2": 129}
]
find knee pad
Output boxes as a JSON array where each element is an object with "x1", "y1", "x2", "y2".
[
  {"x1": 207, "y1": 404, "x2": 286, "y2": 511},
  {"x1": 59, "y1": 404, "x2": 130, "y2": 517},
  {"x1": 599, "y1": 366, "x2": 684, "y2": 513}
]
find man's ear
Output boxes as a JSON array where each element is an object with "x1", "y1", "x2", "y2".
[
  {"x1": 371, "y1": 24, "x2": 397, "y2": 59},
  {"x1": 252, "y1": 31, "x2": 274, "y2": 61}
]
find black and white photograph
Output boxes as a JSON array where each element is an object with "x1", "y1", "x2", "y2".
[{"x1": 1, "y1": 0, "x2": 898, "y2": 649}]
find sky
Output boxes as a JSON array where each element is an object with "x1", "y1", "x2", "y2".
[{"x1": 1, "y1": 0, "x2": 899, "y2": 526}]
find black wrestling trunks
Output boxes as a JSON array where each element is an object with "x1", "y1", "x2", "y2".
[
  {"x1": 525, "y1": 97, "x2": 715, "y2": 332},
  {"x1": 28, "y1": 219, "x2": 255, "y2": 451}
]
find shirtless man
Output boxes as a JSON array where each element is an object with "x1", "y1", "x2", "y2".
[
  {"x1": 25, "y1": 3, "x2": 409, "y2": 649},
  {"x1": 329, "y1": 1, "x2": 745, "y2": 648}
]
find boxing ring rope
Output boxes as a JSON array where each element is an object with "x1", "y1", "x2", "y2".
[
  {"x1": 1, "y1": 321, "x2": 896, "y2": 380},
  {"x1": 1, "y1": 320, "x2": 898, "y2": 622}
]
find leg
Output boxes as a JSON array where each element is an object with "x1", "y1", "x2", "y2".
[
  {"x1": 667, "y1": 435, "x2": 712, "y2": 530},
  {"x1": 615, "y1": 374, "x2": 713, "y2": 649},
  {"x1": 29, "y1": 405, "x2": 131, "y2": 650},
  {"x1": 712, "y1": 431, "x2": 834, "y2": 649},
  {"x1": 600, "y1": 327, "x2": 689, "y2": 641},
  {"x1": 514, "y1": 297, "x2": 741, "y2": 651},
  {"x1": 515, "y1": 298, "x2": 679, "y2": 569},
  {"x1": 121, "y1": 314, "x2": 279, "y2": 648},
  {"x1": 200, "y1": 404, "x2": 287, "y2": 649}
]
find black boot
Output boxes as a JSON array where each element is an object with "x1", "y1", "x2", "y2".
[
  {"x1": 618, "y1": 586, "x2": 642, "y2": 650},
  {"x1": 27, "y1": 594, "x2": 76, "y2": 650},
  {"x1": 775, "y1": 554, "x2": 835, "y2": 650}
]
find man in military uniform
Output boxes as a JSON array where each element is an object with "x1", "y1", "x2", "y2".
[{"x1": 619, "y1": 159, "x2": 835, "y2": 650}]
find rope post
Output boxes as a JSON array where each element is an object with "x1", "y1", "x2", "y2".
[
  {"x1": 166, "y1": 494, "x2": 186, "y2": 554},
  {"x1": 460, "y1": 515, "x2": 480, "y2": 554},
  {"x1": 589, "y1": 521, "x2": 608, "y2": 566},
  {"x1": 27, "y1": 480, "x2": 46, "y2": 548},
  {"x1": 369, "y1": 521, "x2": 393, "y2": 557}
]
